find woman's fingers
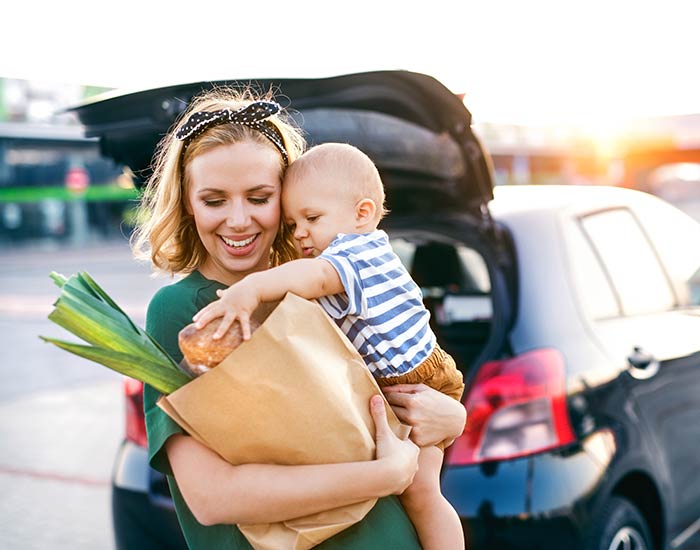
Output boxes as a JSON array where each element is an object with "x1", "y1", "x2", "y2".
[
  {"x1": 383, "y1": 387, "x2": 422, "y2": 425},
  {"x1": 383, "y1": 391, "x2": 414, "y2": 408},
  {"x1": 370, "y1": 394, "x2": 420, "y2": 493},
  {"x1": 382, "y1": 383, "x2": 467, "y2": 447},
  {"x1": 369, "y1": 394, "x2": 389, "y2": 436},
  {"x1": 386, "y1": 403, "x2": 409, "y2": 422}
]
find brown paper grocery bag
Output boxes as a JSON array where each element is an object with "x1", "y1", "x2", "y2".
[{"x1": 157, "y1": 292, "x2": 410, "y2": 550}]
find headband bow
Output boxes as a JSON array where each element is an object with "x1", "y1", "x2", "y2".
[{"x1": 175, "y1": 100, "x2": 289, "y2": 166}]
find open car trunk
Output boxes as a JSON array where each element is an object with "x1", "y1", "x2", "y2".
[
  {"x1": 380, "y1": 219, "x2": 516, "y2": 378},
  {"x1": 70, "y1": 70, "x2": 493, "y2": 212},
  {"x1": 69, "y1": 69, "x2": 513, "y2": 379}
]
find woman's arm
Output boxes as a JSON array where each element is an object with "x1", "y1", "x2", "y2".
[
  {"x1": 167, "y1": 395, "x2": 419, "y2": 526},
  {"x1": 382, "y1": 384, "x2": 467, "y2": 447}
]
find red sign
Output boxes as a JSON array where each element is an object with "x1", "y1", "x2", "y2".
[{"x1": 65, "y1": 167, "x2": 90, "y2": 193}]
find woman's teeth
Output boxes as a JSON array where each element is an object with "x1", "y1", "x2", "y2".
[{"x1": 221, "y1": 235, "x2": 256, "y2": 247}]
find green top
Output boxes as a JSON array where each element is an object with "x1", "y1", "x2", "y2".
[{"x1": 144, "y1": 270, "x2": 420, "y2": 550}]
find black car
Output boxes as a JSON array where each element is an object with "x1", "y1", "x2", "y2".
[{"x1": 71, "y1": 71, "x2": 700, "y2": 550}]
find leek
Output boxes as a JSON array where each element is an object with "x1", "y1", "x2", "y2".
[{"x1": 41, "y1": 271, "x2": 191, "y2": 394}]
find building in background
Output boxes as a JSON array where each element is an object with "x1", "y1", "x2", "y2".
[
  {"x1": 0, "y1": 77, "x2": 136, "y2": 244},
  {"x1": 0, "y1": 78, "x2": 111, "y2": 124}
]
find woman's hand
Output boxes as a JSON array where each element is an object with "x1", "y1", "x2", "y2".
[
  {"x1": 369, "y1": 394, "x2": 419, "y2": 495},
  {"x1": 382, "y1": 384, "x2": 467, "y2": 447}
]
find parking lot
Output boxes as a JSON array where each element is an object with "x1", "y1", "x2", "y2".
[{"x1": 0, "y1": 239, "x2": 167, "y2": 549}]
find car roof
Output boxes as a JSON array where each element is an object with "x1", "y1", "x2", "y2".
[{"x1": 489, "y1": 184, "x2": 663, "y2": 217}]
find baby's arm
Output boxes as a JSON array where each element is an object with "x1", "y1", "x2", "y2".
[{"x1": 193, "y1": 258, "x2": 344, "y2": 339}]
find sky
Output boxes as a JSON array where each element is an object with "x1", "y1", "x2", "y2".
[{"x1": 2, "y1": 0, "x2": 698, "y2": 128}]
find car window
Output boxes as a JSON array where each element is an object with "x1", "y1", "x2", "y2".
[
  {"x1": 390, "y1": 238, "x2": 416, "y2": 271},
  {"x1": 630, "y1": 194, "x2": 700, "y2": 307},
  {"x1": 566, "y1": 219, "x2": 620, "y2": 320},
  {"x1": 390, "y1": 238, "x2": 491, "y2": 323},
  {"x1": 580, "y1": 208, "x2": 675, "y2": 316},
  {"x1": 457, "y1": 246, "x2": 491, "y2": 294}
]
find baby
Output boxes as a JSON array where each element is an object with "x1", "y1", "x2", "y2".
[{"x1": 194, "y1": 142, "x2": 465, "y2": 550}]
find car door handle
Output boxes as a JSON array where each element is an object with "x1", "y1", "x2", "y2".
[{"x1": 627, "y1": 346, "x2": 660, "y2": 380}]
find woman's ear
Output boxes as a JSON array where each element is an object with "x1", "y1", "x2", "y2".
[{"x1": 355, "y1": 198, "x2": 377, "y2": 228}]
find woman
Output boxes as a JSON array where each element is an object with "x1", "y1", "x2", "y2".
[{"x1": 131, "y1": 87, "x2": 467, "y2": 549}]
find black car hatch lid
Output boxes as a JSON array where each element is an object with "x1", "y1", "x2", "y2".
[{"x1": 69, "y1": 70, "x2": 494, "y2": 213}]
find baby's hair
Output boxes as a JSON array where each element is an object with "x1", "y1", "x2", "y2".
[
  {"x1": 131, "y1": 85, "x2": 306, "y2": 275},
  {"x1": 285, "y1": 143, "x2": 388, "y2": 222}
]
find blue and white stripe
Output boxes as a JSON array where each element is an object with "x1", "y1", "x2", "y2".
[{"x1": 318, "y1": 230, "x2": 435, "y2": 378}]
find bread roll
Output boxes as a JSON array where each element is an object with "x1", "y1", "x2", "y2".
[{"x1": 178, "y1": 318, "x2": 261, "y2": 371}]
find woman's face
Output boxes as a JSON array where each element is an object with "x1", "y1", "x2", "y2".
[{"x1": 186, "y1": 140, "x2": 282, "y2": 285}]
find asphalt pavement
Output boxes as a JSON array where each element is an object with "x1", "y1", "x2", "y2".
[{"x1": 0, "y1": 237, "x2": 170, "y2": 550}]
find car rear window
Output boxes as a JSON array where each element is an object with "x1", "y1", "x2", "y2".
[
  {"x1": 579, "y1": 208, "x2": 676, "y2": 316},
  {"x1": 389, "y1": 237, "x2": 492, "y2": 371}
]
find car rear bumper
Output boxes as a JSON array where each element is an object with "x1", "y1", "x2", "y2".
[
  {"x1": 112, "y1": 440, "x2": 186, "y2": 550},
  {"x1": 442, "y1": 430, "x2": 615, "y2": 549}
]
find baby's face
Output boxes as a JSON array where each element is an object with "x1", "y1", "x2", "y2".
[{"x1": 282, "y1": 172, "x2": 360, "y2": 257}]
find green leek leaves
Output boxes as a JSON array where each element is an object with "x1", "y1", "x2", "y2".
[{"x1": 41, "y1": 271, "x2": 191, "y2": 394}]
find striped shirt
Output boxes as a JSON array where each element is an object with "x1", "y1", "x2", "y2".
[{"x1": 318, "y1": 230, "x2": 436, "y2": 378}]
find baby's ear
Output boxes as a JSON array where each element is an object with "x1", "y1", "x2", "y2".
[{"x1": 355, "y1": 198, "x2": 377, "y2": 227}]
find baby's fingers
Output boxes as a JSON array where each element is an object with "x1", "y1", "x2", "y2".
[
  {"x1": 193, "y1": 304, "x2": 213, "y2": 325},
  {"x1": 212, "y1": 315, "x2": 236, "y2": 340},
  {"x1": 238, "y1": 314, "x2": 253, "y2": 341},
  {"x1": 193, "y1": 302, "x2": 226, "y2": 328}
]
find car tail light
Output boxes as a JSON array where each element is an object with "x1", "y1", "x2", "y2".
[
  {"x1": 446, "y1": 348, "x2": 575, "y2": 465},
  {"x1": 124, "y1": 377, "x2": 148, "y2": 448}
]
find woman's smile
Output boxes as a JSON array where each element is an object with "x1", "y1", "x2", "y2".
[{"x1": 219, "y1": 233, "x2": 259, "y2": 255}]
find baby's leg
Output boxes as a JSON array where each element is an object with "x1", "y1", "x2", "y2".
[{"x1": 399, "y1": 445, "x2": 465, "y2": 550}]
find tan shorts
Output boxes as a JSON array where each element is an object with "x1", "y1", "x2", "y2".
[{"x1": 376, "y1": 345, "x2": 465, "y2": 450}]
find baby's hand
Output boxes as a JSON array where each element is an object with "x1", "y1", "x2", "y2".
[
  {"x1": 192, "y1": 284, "x2": 261, "y2": 340},
  {"x1": 191, "y1": 294, "x2": 231, "y2": 339}
]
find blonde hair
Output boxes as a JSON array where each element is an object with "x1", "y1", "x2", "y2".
[
  {"x1": 284, "y1": 142, "x2": 388, "y2": 222},
  {"x1": 131, "y1": 86, "x2": 305, "y2": 275}
]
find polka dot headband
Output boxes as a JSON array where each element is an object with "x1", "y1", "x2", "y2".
[{"x1": 175, "y1": 100, "x2": 289, "y2": 166}]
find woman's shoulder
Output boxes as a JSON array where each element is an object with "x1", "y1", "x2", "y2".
[
  {"x1": 147, "y1": 272, "x2": 215, "y2": 334},
  {"x1": 149, "y1": 271, "x2": 223, "y2": 310},
  {"x1": 147, "y1": 277, "x2": 188, "y2": 322},
  {"x1": 146, "y1": 271, "x2": 224, "y2": 366}
]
